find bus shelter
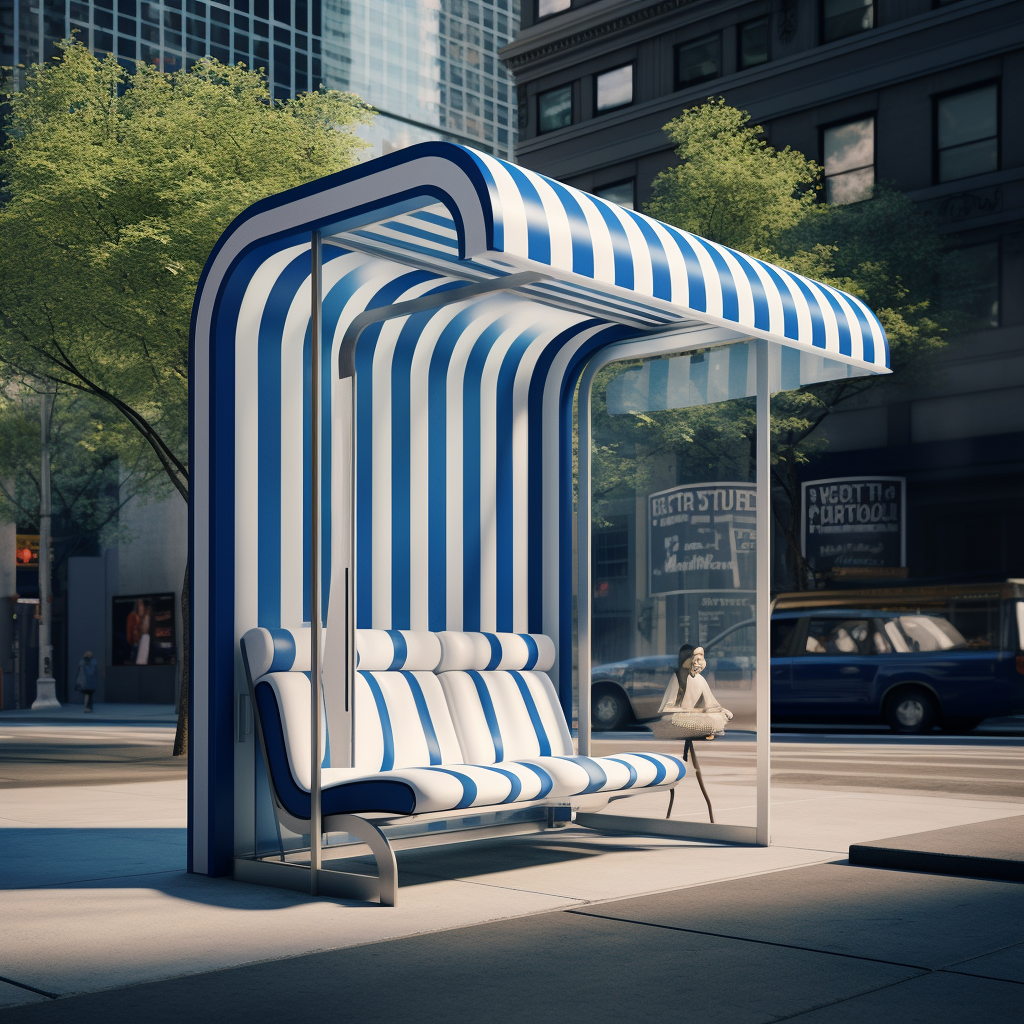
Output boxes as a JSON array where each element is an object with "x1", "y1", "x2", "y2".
[{"x1": 189, "y1": 142, "x2": 888, "y2": 890}]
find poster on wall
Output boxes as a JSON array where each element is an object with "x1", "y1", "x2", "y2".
[
  {"x1": 15, "y1": 535, "x2": 39, "y2": 568},
  {"x1": 802, "y1": 476, "x2": 906, "y2": 575},
  {"x1": 112, "y1": 594, "x2": 177, "y2": 666},
  {"x1": 649, "y1": 482, "x2": 757, "y2": 597}
]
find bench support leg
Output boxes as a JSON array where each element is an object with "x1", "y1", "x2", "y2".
[
  {"x1": 329, "y1": 814, "x2": 398, "y2": 906},
  {"x1": 667, "y1": 740, "x2": 714, "y2": 824}
]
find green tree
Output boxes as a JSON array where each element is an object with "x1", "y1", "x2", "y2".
[
  {"x1": 624, "y1": 99, "x2": 960, "y2": 589},
  {"x1": 0, "y1": 41, "x2": 373, "y2": 749}
]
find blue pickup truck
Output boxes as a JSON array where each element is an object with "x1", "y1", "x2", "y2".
[{"x1": 591, "y1": 581, "x2": 1024, "y2": 734}]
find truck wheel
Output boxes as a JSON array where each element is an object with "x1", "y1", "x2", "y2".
[
  {"x1": 592, "y1": 686, "x2": 629, "y2": 731},
  {"x1": 885, "y1": 687, "x2": 938, "y2": 734}
]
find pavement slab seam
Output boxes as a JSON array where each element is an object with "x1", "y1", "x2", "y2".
[
  {"x1": 565, "y1": 908, "x2": 935, "y2": 972},
  {"x1": 937, "y1": 967, "x2": 1024, "y2": 986},
  {"x1": 0, "y1": 977, "x2": 57, "y2": 1002},
  {"x1": 938, "y1": 938, "x2": 1024, "y2": 973},
  {"x1": 765, "y1": 972, "x2": 936, "y2": 1023}
]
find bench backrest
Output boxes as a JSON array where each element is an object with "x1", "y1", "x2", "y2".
[
  {"x1": 241, "y1": 627, "x2": 568, "y2": 798},
  {"x1": 241, "y1": 627, "x2": 465, "y2": 786},
  {"x1": 435, "y1": 632, "x2": 571, "y2": 763}
]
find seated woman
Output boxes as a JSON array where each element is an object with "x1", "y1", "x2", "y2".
[{"x1": 659, "y1": 644, "x2": 733, "y2": 739}]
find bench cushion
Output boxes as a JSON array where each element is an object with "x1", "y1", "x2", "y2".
[
  {"x1": 354, "y1": 669, "x2": 463, "y2": 771},
  {"x1": 438, "y1": 669, "x2": 574, "y2": 762},
  {"x1": 436, "y1": 632, "x2": 555, "y2": 672}
]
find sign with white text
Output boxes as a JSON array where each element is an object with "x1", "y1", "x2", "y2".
[
  {"x1": 649, "y1": 482, "x2": 756, "y2": 597},
  {"x1": 802, "y1": 476, "x2": 905, "y2": 574}
]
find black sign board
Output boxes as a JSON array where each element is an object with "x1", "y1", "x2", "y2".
[
  {"x1": 802, "y1": 476, "x2": 905, "y2": 574},
  {"x1": 649, "y1": 482, "x2": 757, "y2": 596}
]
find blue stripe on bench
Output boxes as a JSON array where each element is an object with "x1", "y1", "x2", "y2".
[
  {"x1": 361, "y1": 671, "x2": 395, "y2": 771},
  {"x1": 509, "y1": 671, "x2": 551, "y2": 756},
  {"x1": 386, "y1": 630, "x2": 408, "y2": 670},
  {"x1": 560, "y1": 755, "x2": 608, "y2": 794},
  {"x1": 515, "y1": 761, "x2": 554, "y2": 797},
  {"x1": 604, "y1": 756, "x2": 638, "y2": 788},
  {"x1": 402, "y1": 671, "x2": 442, "y2": 765},
  {"x1": 422, "y1": 767, "x2": 478, "y2": 809},
  {"x1": 478, "y1": 764, "x2": 523, "y2": 803},
  {"x1": 468, "y1": 670, "x2": 503, "y2": 761}
]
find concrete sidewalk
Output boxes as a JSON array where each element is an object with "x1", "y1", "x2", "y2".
[{"x1": 2, "y1": 769, "x2": 1022, "y2": 1020}]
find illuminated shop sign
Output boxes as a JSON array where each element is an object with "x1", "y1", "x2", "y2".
[{"x1": 802, "y1": 476, "x2": 906, "y2": 575}]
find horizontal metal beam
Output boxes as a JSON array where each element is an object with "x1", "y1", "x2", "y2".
[{"x1": 339, "y1": 272, "x2": 546, "y2": 378}]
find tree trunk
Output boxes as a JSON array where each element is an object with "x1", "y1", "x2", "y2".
[{"x1": 173, "y1": 559, "x2": 190, "y2": 757}]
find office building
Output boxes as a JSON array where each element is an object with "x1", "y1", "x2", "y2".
[
  {"x1": 503, "y1": 0, "x2": 1023, "y2": 626},
  {"x1": 1, "y1": 0, "x2": 519, "y2": 157}
]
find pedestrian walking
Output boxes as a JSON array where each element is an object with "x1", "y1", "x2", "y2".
[{"x1": 74, "y1": 650, "x2": 98, "y2": 713}]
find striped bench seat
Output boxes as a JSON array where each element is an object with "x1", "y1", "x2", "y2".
[{"x1": 242, "y1": 627, "x2": 686, "y2": 820}]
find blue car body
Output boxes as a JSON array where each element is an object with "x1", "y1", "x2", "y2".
[{"x1": 591, "y1": 582, "x2": 1024, "y2": 731}]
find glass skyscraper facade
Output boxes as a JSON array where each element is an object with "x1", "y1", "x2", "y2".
[
  {"x1": 1, "y1": 0, "x2": 516, "y2": 159},
  {"x1": 322, "y1": 0, "x2": 517, "y2": 160}
]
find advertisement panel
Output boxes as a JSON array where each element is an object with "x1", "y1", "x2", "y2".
[
  {"x1": 649, "y1": 482, "x2": 757, "y2": 597},
  {"x1": 111, "y1": 593, "x2": 177, "y2": 666},
  {"x1": 802, "y1": 476, "x2": 906, "y2": 575},
  {"x1": 15, "y1": 535, "x2": 39, "y2": 568}
]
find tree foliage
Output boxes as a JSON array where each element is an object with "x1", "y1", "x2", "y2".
[
  {"x1": 0, "y1": 40, "x2": 373, "y2": 500},
  {"x1": 646, "y1": 98, "x2": 820, "y2": 252},
  {"x1": 588, "y1": 99, "x2": 967, "y2": 588}
]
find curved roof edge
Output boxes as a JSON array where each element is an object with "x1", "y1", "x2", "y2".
[{"x1": 193, "y1": 141, "x2": 890, "y2": 375}]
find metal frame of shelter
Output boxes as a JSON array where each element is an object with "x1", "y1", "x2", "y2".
[{"x1": 189, "y1": 142, "x2": 889, "y2": 881}]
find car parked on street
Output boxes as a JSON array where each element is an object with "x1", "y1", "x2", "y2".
[{"x1": 591, "y1": 581, "x2": 1024, "y2": 734}]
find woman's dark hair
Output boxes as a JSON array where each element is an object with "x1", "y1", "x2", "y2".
[{"x1": 677, "y1": 643, "x2": 696, "y2": 667}]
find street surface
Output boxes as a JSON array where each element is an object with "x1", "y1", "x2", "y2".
[
  {"x1": 1, "y1": 719, "x2": 1022, "y2": 798},
  {"x1": 0, "y1": 725, "x2": 183, "y2": 788}
]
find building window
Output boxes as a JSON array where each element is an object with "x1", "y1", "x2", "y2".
[
  {"x1": 538, "y1": 85, "x2": 572, "y2": 133},
  {"x1": 738, "y1": 16, "x2": 769, "y2": 69},
  {"x1": 823, "y1": 116, "x2": 874, "y2": 204},
  {"x1": 821, "y1": 0, "x2": 873, "y2": 43},
  {"x1": 935, "y1": 84, "x2": 998, "y2": 183},
  {"x1": 674, "y1": 32, "x2": 721, "y2": 90},
  {"x1": 953, "y1": 241, "x2": 1000, "y2": 328},
  {"x1": 594, "y1": 180, "x2": 635, "y2": 210},
  {"x1": 595, "y1": 64, "x2": 633, "y2": 113},
  {"x1": 537, "y1": 0, "x2": 570, "y2": 18}
]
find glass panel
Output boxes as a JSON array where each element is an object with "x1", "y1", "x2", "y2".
[
  {"x1": 824, "y1": 118, "x2": 874, "y2": 176},
  {"x1": 738, "y1": 16, "x2": 769, "y2": 69},
  {"x1": 675, "y1": 33, "x2": 720, "y2": 88},
  {"x1": 538, "y1": 85, "x2": 572, "y2": 132},
  {"x1": 822, "y1": 0, "x2": 873, "y2": 43},
  {"x1": 826, "y1": 165, "x2": 874, "y2": 204},
  {"x1": 956, "y1": 241, "x2": 1000, "y2": 327},
  {"x1": 586, "y1": 342, "x2": 760, "y2": 831},
  {"x1": 938, "y1": 138, "x2": 998, "y2": 183},
  {"x1": 537, "y1": 0, "x2": 571, "y2": 17},
  {"x1": 593, "y1": 180, "x2": 635, "y2": 210},
  {"x1": 938, "y1": 86, "x2": 997, "y2": 149},
  {"x1": 596, "y1": 64, "x2": 633, "y2": 112}
]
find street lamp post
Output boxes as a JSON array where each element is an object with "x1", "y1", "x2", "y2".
[{"x1": 31, "y1": 388, "x2": 59, "y2": 710}]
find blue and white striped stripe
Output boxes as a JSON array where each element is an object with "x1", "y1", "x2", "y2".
[{"x1": 190, "y1": 141, "x2": 888, "y2": 875}]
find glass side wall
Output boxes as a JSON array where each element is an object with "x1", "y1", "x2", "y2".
[{"x1": 584, "y1": 341, "x2": 763, "y2": 831}]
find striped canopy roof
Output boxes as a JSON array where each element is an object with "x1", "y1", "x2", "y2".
[{"x1": 189, "y1": 142, "x2": 888, "y2": 875}]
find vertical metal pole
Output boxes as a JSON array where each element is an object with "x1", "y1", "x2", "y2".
[
  {"x1": 310, "y1": 232, "x2": 323, "y2": 893},
  {"x1": 33, "y1": 388, "x2": 58, "y2": 709},
  {"x1": 755, "y1": 339, "x2": 771, "y2": 846},
  {"x1": 576, "y1": 374, "x2": 592, "y2": 757}
]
